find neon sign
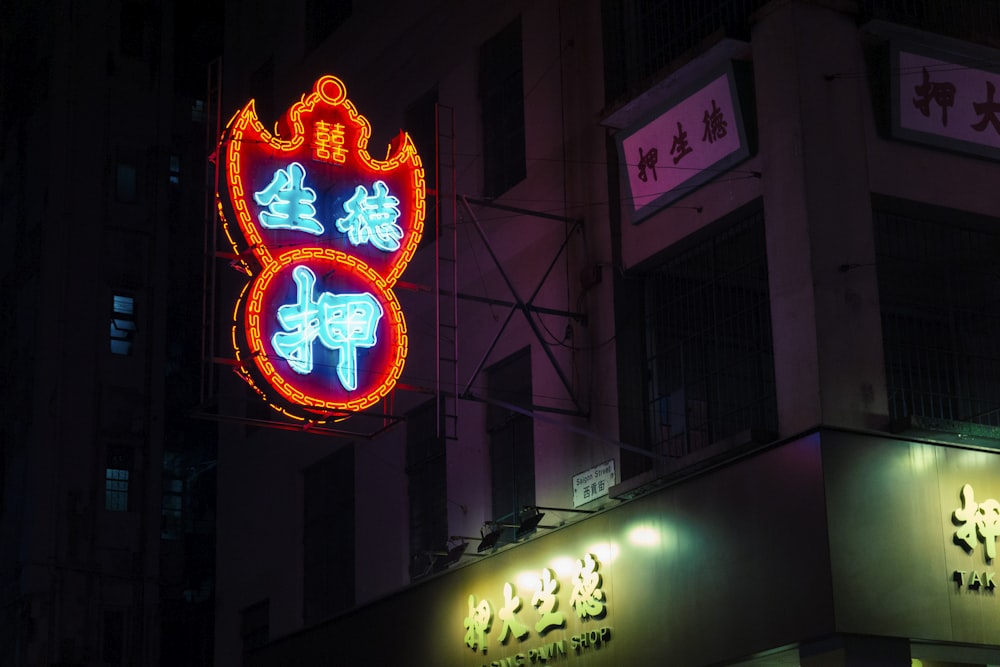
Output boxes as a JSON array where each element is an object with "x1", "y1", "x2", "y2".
[{"x1": 217, "y1": 75, "x2": 424, "y2": 420}]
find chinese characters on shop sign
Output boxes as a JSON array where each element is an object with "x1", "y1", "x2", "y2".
[
  {"x1": 218, "y1": 75, "x2": 423, "y2": 418},
  {"x1": 952, "y1": 483, "x2": 1000, "y2": 591},
  {"x1": 895, "y1": 47, "x2": 1000, "y2": 158},
  {"x1": 618, "y1": 67, "x2": 748, "y2": 223},
  {"x1": 464, "y1": 552, "x2": 610, "y2": 661}
]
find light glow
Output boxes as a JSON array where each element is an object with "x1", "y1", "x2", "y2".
[
  {"x1": 627, "y1": 525, "x2": 661, "y2": 547},
  {"x1": 585, "y1": 541, "x2": 619, "y2": 565}
]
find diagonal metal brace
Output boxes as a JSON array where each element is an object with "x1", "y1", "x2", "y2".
[{"x1": 459, "y1": 196, "x2": 587, "y2": 417}]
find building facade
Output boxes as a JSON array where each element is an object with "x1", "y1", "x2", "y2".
[
  {"x1": 210, "y1": 1, "x2": 1000, "y2": 666},
  {"x1": 0, "y1": 3, "x2": 219, "y2": 665}
]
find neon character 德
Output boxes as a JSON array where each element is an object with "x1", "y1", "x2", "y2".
[{"x1": 336, "y1": 180, "x2": 403, "y2": 251}]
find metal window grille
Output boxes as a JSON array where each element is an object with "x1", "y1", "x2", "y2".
[
  {"x1": 643, "y1": 210, "x2": 776, "y2": 457},
  {"x1": 859, "y1": 1, "x2": 1000, "y2": 47},
  {"x1": 602, "y1": 0, "x2": 766, "y2": 105},
  {"x1": 105, "y1": 446, "x2": 133, "y2": 512},
  {"x1": 875, "y1": 210, "x2": 1000, "y2": 427}
]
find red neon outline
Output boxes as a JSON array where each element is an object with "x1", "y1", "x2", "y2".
[
  {"x1": 241, "y1": 248, "x2": 408, "y2": 413},
  {"x1": 221, "y1": 75, "x2": 425, "y2": 285},
  {"x1": 217, "y1": 75, "x2": 424, "y2": 418}
]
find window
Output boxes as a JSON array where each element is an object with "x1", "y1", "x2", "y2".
[
  {"x1": 169, "y1": 154, "x2": 180, "y2": 185},
  {"x1": 191, "y1": 99, "x2": 206, "y2": 123},
  {"x1": 875, "y1": 208, "x2": 1000, "y2": 428},
  {"x1": 487, "y1": 348, "x2": 535, "y2": 544},
  {"x1": 249, "y1": 58, "x2": 274, "y2": 132},
  {"x1": 479, "y1": 17, "x2": 526, "y2": 197},
  {"x1": 120, "y1": 3, "x2": 145, "y2": 58},
  {"x1": 161, "y1": 477, "x2": 183, "y2": 540},
  {"x1": 102, "y1": 609, "x2": 126, "y2": 665},
  {"x1": 601, "y1": 0, "x2": 765, "y2": 105},
  {"x1": 639, "y1": 209, "x2": 777, "y2": 463},
  {"x1": 110, "y1": 294, "x2": 137, "y2": 355},
  {"x1": 303, "y1": 446, "x2": 354, "y2": 623},
  {"x1": 116, "y1": 162, "x2": 137, "y2": 203},
  {"x1": 305, "y1": 0, "x2": 352, "y2": 52},
  {"x1": 405, "y1": 85, "x2": 439, "y2": 245},
  {"x1": 105, "y1": 446, "x2": 133, "y2": 512},
  {"x1": 240, "y1": 599, "x2": 269, "y2": 654},
  {"x1": 407, "y1": 400, "x2": 447, "y2": 579}
]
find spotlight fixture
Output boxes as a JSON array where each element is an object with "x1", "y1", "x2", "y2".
[
  {"x1": 477, "y1": 522, "x2": 504, "y2": 552},
  {"x1": 432, "y1": 541, "x2": 469, "y2": 571},
  {"x1": 516, "y1": 507, "x2": 545, "y2": 539}
]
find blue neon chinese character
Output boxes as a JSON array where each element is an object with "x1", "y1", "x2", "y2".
[
  {"x1": 271, "y1": 265, "x2": 383, "y2": 390},
  {"x1": 254, "y1": 162, "x2": 324, "y2": 235},
  {"x1": 335, "y1": 180, "x2": 403, "y2": 251}
]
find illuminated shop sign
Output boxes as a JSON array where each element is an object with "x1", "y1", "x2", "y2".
[
  {"x1": 951, "y1": 483, "x2": 999, "y2": 591},
  {"x1": 217, "y1": 75, "x2": 424, "y2": 420},
  {"x1": 891, "y1": 42, "x2": 1000, "y2": 160},
  {"x1": 615, "y1": 62, "x2": 751, "y2": 224},
  {"x1": 464, "y1": 552, "x2": 611, "y2": 666}
]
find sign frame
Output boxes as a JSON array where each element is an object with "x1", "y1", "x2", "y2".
[{"x1": 615, "y1": 60, "x2": 752, "y2": 224}]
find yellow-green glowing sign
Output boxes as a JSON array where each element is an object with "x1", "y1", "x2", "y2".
[
  {"x1": 952, "y1": 483, "x2": 1000, "y2": 591},
  {"x1": 464, "y1": 552, "x2": 610, "y2": 665}
]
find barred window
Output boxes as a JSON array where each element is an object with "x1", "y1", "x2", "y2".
[
  {"x1": 601, "y1": 0, "x2": 765, "y2": 105},
  {"x1": 875, "y1": 209, "x2": 1000, "y2": 428},
  {"x1": 105, "y1": 446, "x2": 133, "y2": 512},
  {"x1": 643, "y1": 209, "x2": 777, "y2": 458}
]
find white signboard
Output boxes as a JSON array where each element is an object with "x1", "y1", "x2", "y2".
[
  {"x1": 616, "y1": 62, "x2": 750, "y2": 223},
  {"x1": 892, "y1": 43, "x2": 1000, "y2": 159},
  {"x1": 573, "y1": 459, "x2": 616, "y2": 508}
]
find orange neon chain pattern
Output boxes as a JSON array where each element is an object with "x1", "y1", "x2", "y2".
[{"x1": 218, "y1": 75, "x2": 424, "y2": 418}]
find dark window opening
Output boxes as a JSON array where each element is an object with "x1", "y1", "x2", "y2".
[
  {"x1": 120, "y1": 3, "x2": 145, "y2": 58},
  {"x1": 305, "y1": 0, "x2": 352, "y2": 53},
  {"x1": 161, "y1": 476, "x2": 183, "y2": 540},
  {"x1": 249, "y1": 58, "x2": 275, "y2": 132},
  {"x1": 479, "y1": 17, "x2": 526, "y2": 197},
  {"x1": 639, "y1": 209, "x2": 777, "y2": 467},
  {"x1": 405, "y1": 85, "x2": 440, "y2": 246},
  {"x1": 303, "y1": 446, "x2": 355, "y2": 623},
  {"x1": 487, "y1": 348, "x2": 535, "y2": 546},
  {"x1": 116, "y1": 162, "x2": 137, "y2": 203},
  {"x1": 240, "y1": 599, "x2": 269, "y2": 654},
  {"x1": 875, "y1": 208, "x2": 1000, "y2": 428},
  {"x1": 407, "y1": 399, "x2": 447, "y2": 579},
  {"x1": 102, "y1": 609, "x2": 126, "y2": 665}
]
